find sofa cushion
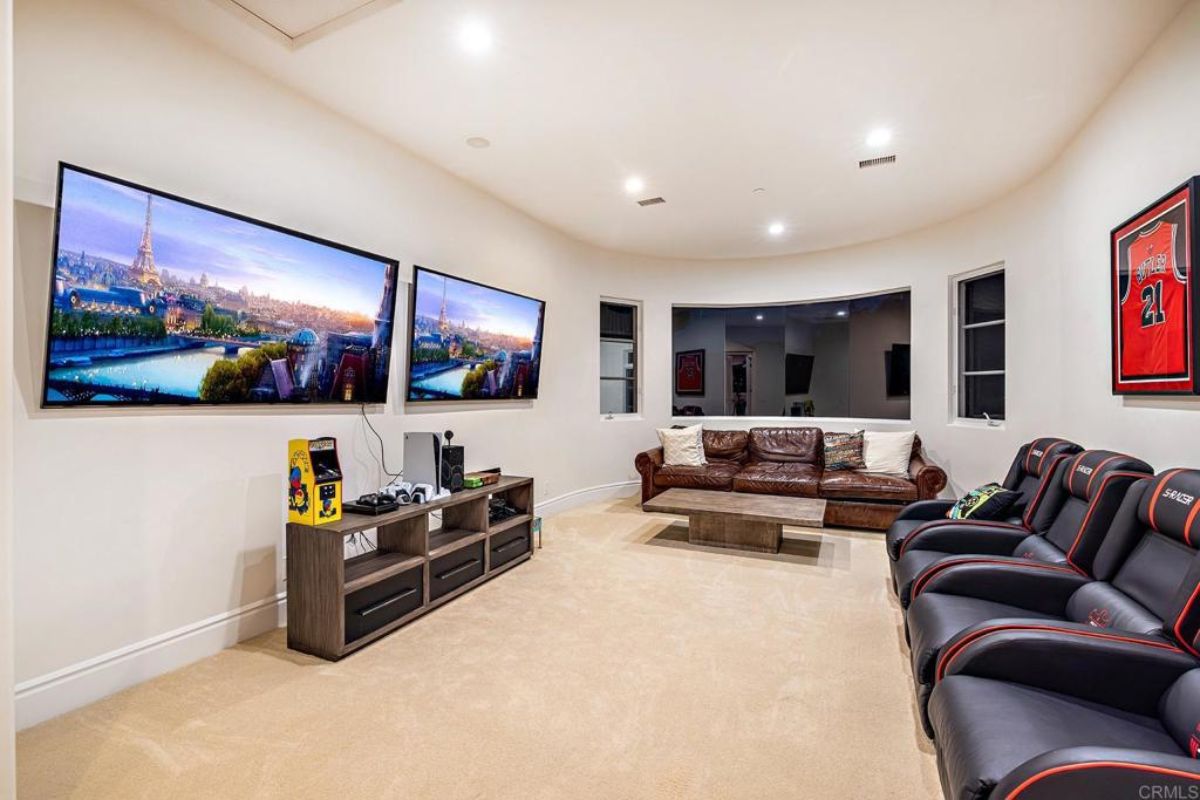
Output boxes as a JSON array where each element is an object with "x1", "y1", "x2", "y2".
[
  {"x1": 657, "y1": 424, "x2": 706, "y2": 466},
  {"x1": 823, "y1": 430, "x2": 865, "y2": 471},
  {"x1": 653, "y1": 462, "x2": 739, "y2": 491},
  {"x1": 819, "y1": 470, "x2": 918, "y2": 501},
  {"x1": 732, "y1": 462, "x2": 821, "y2": 497},
  {"x1": 862, "y1": 430, "x2": 917, "y2": 475},
  {"x1": 747, "y1": 427, "x2": 823, "y2": 465},
  {"x1": 702, "y1": 429, "x2": 749, "y2": 463}
]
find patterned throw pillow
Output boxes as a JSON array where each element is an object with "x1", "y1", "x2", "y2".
[
  {"x1": 824, "y1": 431, "x2": 865, "y2": 471},
  {"x1": 657, "y1": 424, "x2": 707, "y2": 467},
  {"x1": 947, "y1": 483, "x2": 1022, "y2": 520}
]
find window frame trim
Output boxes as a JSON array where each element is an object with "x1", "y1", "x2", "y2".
[
  {"x1": 951, "y1": 263, "x2": 1007, "y2": 425},
  {"x1": 600, "y1": 297, "x2": 642, "y2": 418}
]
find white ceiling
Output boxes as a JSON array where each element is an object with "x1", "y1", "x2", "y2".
[
  {"x1": 138, "y1": 0, "x2": 1186, "y2": 259},
  {"x1": 218, "y1": 0, "x2": 400, "y2": 43}
]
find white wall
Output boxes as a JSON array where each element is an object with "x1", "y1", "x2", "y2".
[
  {"x1": 0, "y1": 0, "x2": 15, "y2": 790},
  {"x1": 10, "y1": 0, "x2": 655, "y2": 727},
  {"x1": 10, "y1": 0, "x2": 1200, "y2": 729}
]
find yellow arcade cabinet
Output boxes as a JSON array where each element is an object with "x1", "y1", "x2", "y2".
[{"x1": 288, "y1": 437, "x2": 343, "y2": 525}]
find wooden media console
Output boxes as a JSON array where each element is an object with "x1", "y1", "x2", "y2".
[{"x1": 286, "y1": 476, "x2": 534, "y2": 660}]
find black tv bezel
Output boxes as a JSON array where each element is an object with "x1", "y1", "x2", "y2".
[
  {"x1": 41, "y1": 162, "x2": 401, "y2": 409},
  {"x1": 405, "y1": 265, "x2": 547, "y2": 403}
]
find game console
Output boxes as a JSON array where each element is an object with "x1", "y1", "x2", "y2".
[
  {"x1": 441, "y1": 431, "x2": 465, "y2": 492},
  {"x1": 403, "y1": 432, "x2": 442, "y2": 493},
  {"x1": 488, "y1": 496, "x2": 522, "y2": 524},
  {"x1": 345, "y1": 493, "x2": 400, "y2": 515}
]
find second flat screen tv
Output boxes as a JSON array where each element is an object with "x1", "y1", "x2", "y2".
[
  {"x1": 42, "y1": 164, "x2": 400, "y2": 407},
  {"x1": 407, "y1": 267, "x2": 545, "y2": 402}
]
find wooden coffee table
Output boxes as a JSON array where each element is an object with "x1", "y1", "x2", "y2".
[{"x1": 643, "y1": 488, "x2": 826, "y2": 554}]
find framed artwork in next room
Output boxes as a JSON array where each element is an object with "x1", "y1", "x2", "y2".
[
  {"x1": 674, "y1": 349, "x2": 705, "y2": 395},
  {"x1": 1111, "y1": 176, "x2": 1200, "y2": 395}
]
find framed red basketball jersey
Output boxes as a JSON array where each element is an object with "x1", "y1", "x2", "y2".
[{"x1": 1111, "y1": 178, "x2": 1200, "y2": 395}]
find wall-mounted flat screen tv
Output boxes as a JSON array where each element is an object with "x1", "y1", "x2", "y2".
[
  {"x1": 407, "y1": 266, "x2": 545, "y2": 402},
  {"x1": 785, "y1": 353, "x2": 815, "y2": 394},
  {"x1": 42, "y1": 164, "x2": 399, "y2": 407}
]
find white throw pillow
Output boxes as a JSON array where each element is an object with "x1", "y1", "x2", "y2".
[
  {"x1": 657, "y1": 424, "x2": 707, "y2": 467},
  {"x1": 861, "y1": 430, "x2": 916, "y2": 475}
]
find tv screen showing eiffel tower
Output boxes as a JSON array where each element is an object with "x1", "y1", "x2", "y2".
[
  {"x1": 407, "y1": 266, "x2": 545, "y2": 401},
  {"x1": 41, "y1": 164, "x2": 400, "y2": 407}
]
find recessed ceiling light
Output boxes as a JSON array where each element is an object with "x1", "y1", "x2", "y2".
[
  {"x1": 767, "y1": 221, "x2": 785, "y2": 237},
  {"x1": 466, "y1": 136, "x2": 491, "y2": 149},
  {"x1": 458, "y1": 18, "x2": 493, "y2": 55},
  {"x1": 624, "y1": 176, "x2": 645, "y2": 195},
  {"x1": 866, "y1": 127, "x2": 893, "y2": 148},
  {"x1": 755, "y1": 314, "x2": 764, "y2": 321}
]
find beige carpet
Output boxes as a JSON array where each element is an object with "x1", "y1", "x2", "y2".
[{"x1": 17, "y1": 495, "x2": 940, "y2": 799}]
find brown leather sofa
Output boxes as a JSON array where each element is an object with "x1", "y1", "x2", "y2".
[{"x1": 634, "y1": 427, "x2": 948, "y2": 530}]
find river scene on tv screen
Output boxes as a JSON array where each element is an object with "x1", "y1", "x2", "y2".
[
  {"x1": 44, "y1": 167, "x2": 397, "y2": 406},
  {"x1": 408, "y1": 269, "x2": 544, "y2": 401}
]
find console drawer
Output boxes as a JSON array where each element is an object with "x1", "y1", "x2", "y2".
[
  {"x1": 429, "y1": 542, "x2": 485, "y2": 602},
  {"x1": 344, "y1": 564, "x2": 424, "y2": 645},
  {"x1": 489, "y1": 525, "x2": 530, "y2": 570}
]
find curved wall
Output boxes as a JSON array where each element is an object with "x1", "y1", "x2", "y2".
[{"x1": 11, "y1": 0, "x2": 1200, "y2": 725}]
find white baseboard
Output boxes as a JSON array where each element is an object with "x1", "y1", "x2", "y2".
[
  {"x1": 15, "y1": 592, "x2": 285, "y2": 730},
  {"x1": 13, "y1": 480, "x2": 638, "y2": 731},
  {"x1": 534, "y1": 480, "x2": 639, "y2": 517}
]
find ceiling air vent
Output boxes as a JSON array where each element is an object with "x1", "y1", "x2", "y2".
[
  {"x1": 858, "y1": 155, "x2": 897, "y2": 169},
  {"x1": 637, "y1": 196, "x2": 666, "y2": 207}
]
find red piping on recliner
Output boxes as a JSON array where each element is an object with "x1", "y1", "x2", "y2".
[
  {"x1": 1064, "y1": 452, "x2": 1089, "y2": 497},
  {"x1": 1063, "y1": 472, "x2": 1152, "y2": 568},
  {"x1": 910, "y1": 558, "x2": 1079, "y2": 602},
  {"x1": 1172, "y1": 581, "x2": 1200, "y2": 658},
  {"x1": 1084, "y1": 456, "x2": 1122, "y2": 497},
  {"x1": 1023, "y1": 438, "x2": 1066, "y2": 476},
  {"x1": 1184, "y1": 499, "x2": 1200, "y2": 547},
  {"x1": 1021, "y1": 454, "x2": 1071, "y2": 529},
  {"x1": 1022, "y1": 439, "x2": 1045, "y2": 475},
  {"x1": 936, "y1": 623, "x2": 1183, "y2": 681},
  {"x1": 898, "y1": 518, "x2": 1027, "y2": 558},
  {"x1": 1003, "y1": 761, "x2": 1200, "y2": 799},
  {"x1": 1148, "y1": 469, "x2": 1187, "y2": 533}
]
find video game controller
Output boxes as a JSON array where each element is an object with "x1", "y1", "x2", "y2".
[
  {"x1": 410, "y1": 483, "x2": 435, "y2": 504},
  {"x1": 380, "y1": 481, "x2": 414, "y2": 504},
  {"x1": 355, "y1": 493, "x2": 391, "y2": 508}
]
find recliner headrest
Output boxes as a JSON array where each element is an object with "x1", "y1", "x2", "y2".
[
  {"x1": 1023, "y1": 437, "x2": 1083, "y2": 477},
  {"x1": 1063, "y1": 450, "x2": 1153, "y2": 501},
  {"x1": 1138, "y1": 469, "x2": 1200, "y2": 546}
]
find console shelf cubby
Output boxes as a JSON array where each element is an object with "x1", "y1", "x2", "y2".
[{"x1": 286, "y1": 475, "x2": 535, "y2": 660}]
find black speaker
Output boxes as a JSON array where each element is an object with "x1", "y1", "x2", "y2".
[{"x1": 441, "y1": 445, "x2": 465, "y2": 493}]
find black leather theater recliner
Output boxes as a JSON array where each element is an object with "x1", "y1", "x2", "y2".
[
  {"x1": 907, "y1": 469, "x2": 1200, "y2": 735},
  {"x1": 893, "y1": 450, "x2": 1152, "y2": 607},
  {"x1": 885, "y1": 437, "x2": 1082, "y2": 566},
  {"x1": 928, "y1": 623, "x2": 1200, "y2": 799}
]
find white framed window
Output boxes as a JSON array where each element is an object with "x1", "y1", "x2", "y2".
[
  {"x1": 600, "y1": 299, "x2": 640, "y2": 415},
  {"x1": 954, "y1": 266, "x2": 1005, "y2": 422}
]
